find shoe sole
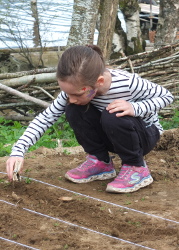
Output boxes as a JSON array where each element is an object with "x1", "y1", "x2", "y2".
[
  {"x1": 65, "y1": 170, "x2": 116, "y2": 183},
  {"x1": 106, "y1": 176, "x2": 153, "y2": 193}
]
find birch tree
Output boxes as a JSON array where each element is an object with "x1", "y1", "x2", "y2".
[
  {"x1": 154, "y1": 0, "x2": 179, "y2": 48},
  {"x1": 119, "y1": 0, "x2": 143, "y2": 55},
  {"x1": 67, "y1": 0, "x2": 100, "y2": 47},
  {"x1": 111, "y1": 13, "x2": 127, "y2": 59}
]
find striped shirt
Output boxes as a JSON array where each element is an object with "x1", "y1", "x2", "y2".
[{"x1": 10, "y1": 69, "x2": 174, "y2": 157}]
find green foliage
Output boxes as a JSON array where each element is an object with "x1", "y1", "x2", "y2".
[
  {"x1": 159, "y1": 109, "x2": 179, "y2": 130},
  {"x1": 0, "y1": 109, "x2": 177, "y2": 158},
  {"x1": 0, "y1": 114, "x2": 78, "y2": 157},
  {"x1": 24, "y1": 177, "x2": 32, "y2": 184},
  {"x1": 30, "y1": 114, "x2": 78, "y2": 151},
  {"x1": 0, "y1": 117, "x2": 26, "y2": 157}
]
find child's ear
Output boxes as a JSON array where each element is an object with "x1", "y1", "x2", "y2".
[{"x1": 96, "y1": 76, "x2": 104, "y2": 86}]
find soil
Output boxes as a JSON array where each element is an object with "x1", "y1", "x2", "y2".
[{"x1": 0, "y1": 128, "x2": 179, "y2": 250}]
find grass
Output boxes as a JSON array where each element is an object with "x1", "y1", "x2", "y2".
[{"x1": 0, "y1": 109, "x2": 178, "y2": 157}]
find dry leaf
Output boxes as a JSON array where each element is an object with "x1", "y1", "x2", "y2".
[
  {"x1": 12, "y1": 191, "x2": 21, "y2": 201},
  {"x1": 58, "y1": 196, "x2": 73, "y2": 202}
]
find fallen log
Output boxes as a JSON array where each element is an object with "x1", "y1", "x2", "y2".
[
  {"x1": 1, "y1": 72, "x2": 56, "y2": 88},
  {"x1": 0, "y1": 115, "x2": 35, "y2": 122},
  {"x1": 0, "y1": 83, "x2": 50, "y2": 108},
  {"x1": 0, "y1": 102, "x2": 35, "y2": 109},
  {"x1": 0, "y1": 67, "x2": 56, "y2": 80}
]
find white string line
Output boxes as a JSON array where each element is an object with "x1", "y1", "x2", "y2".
[
  {"x1": 0, "y1": 171, "x2": 179, "y2": 225},
  {"x1": 0, "y1": 236, "x2": 40, "y2": 250},
  {"x1": 0, "y1": 199, "x2": 156, "y2": 250},
  {"x1": 30, "y1": 176, "x2": 179, "y2": 225}
]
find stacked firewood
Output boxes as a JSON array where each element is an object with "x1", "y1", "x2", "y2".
[
  {"x1": 0, "y1": 42, "x2": 178, "y2": 121},
  {"x1": 0, "y1": 67, "x2": 58, "y2": 121}
]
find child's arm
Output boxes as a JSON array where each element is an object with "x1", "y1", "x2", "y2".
[
  {"x1": 10, "y1": 91, "x2": 67, "y2": 157},
  {"x1": 106, "y1": 72, "x2": 174, "y2": 128},
  {"x1": 6, "y1": 91, "x2": 67, "y2": 180},
  {"x1": 129, "y1": 73, "x2": 174, "y2": 117}
]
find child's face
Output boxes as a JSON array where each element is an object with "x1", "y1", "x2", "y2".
[{"x1": 58, "y1": 80, "x2": 97, "y2": 105}]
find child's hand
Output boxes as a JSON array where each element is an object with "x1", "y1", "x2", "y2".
[
  {"x1": 106, "y1": 100, "x2": 134, "y2": 117},
  {"x1": 6, "y1": 157, "x2": 24, "y2": 181}
]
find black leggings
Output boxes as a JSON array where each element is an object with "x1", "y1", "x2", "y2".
[{"x1": 65, "y1": 103, "x2": 160, "y2": 166}]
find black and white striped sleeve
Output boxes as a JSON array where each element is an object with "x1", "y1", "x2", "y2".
[
  {"x1": 129, "y1": 73, "x2": 174, "y2": 117},
  {"x1": 10, "y1": 91, "x2": 67, "y2": 157}
]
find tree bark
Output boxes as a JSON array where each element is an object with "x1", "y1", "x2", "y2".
[
  {"x1": 119, "y1": 0, "x2": 143, "y2": 55},
  {"x1": 67, "y1": 0, "x2": 100, "y2": 47},
  {"x1": 154, "y1": 0, "x2": 179, "y2": 48},
  {"x1": 111, "y1": 14, "x2": 127, "y2": 58},
  {"x1": 97, "y1": 0, "x2": 119, "y2": 60}
]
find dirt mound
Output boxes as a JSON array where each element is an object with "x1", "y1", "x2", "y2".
[
  {"x1": 0, "y1": 128, "x2": 179, "y2": 250},
  {"x1": 155, "y1": 128, "x2": 179, "y2": 150}
]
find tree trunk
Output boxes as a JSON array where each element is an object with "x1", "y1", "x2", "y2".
[
  {"x1": 154, "y1": 0, "x2": 179, "y2": 48},
  {"x1": 97, "y1": 0, "x2": 119, "y2": 60},
  {"x1": 119, "y1": 0, "x2": 143, "y2": 55},
  {"x1": 30, "y1": 0, "x2": 44, "y2": 67},
  {"x1": 31, "y1": 0, "x2": 41, "y2": 47},
  {"x1": 67, "y1": 0, "x2": 100, "y2": 47},
  {"x1": 110, "y1": 13, "x2": 127, "y2": 59}
]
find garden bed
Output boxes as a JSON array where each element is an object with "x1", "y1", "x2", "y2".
[{"x1": 0, "y1": 128, "x2": 179, "y2": 250}]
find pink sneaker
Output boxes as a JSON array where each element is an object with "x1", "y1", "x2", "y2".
[
  {"x1": 65, "y1": 155, "x2": 116, "y2": 183},
  {"x1": 106, "y1": 163, "x2": 153, "y2": 193}
]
